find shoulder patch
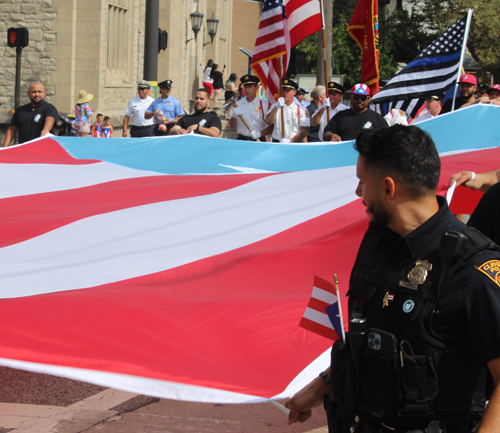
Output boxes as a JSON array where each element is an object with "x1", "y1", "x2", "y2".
[{"x1": 476, "y1": 260, "x2": 500, "y2": 288}]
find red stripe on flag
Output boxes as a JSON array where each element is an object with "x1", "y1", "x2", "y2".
[
  {"x1": 1, "y1": 173, "x2": 275, "y2": 248},
  {"x1": 298, "y1": 317, "x2": 339, "y2": 341},
  {"x1": 0, "y1": 137, "x2": 100, "y2": 165},
  {"x1": 307, "y1": 296, "x2": 332, "y2": 313}
]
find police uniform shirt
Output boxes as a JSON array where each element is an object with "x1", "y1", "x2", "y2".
[
  {"x1": 314, "y1": 103, "x2": 349, "y2": 141},
  {"x1": 268, "y1": 101, "x2": 308, "y2": 141},
  {"x1": 124, "y1": 95, "x2": 155, "y2": 127},
  {"x1": 146, "y1": 96, "x2": 185, "y2": 122},
  {"x1": 411, "y1": 110, "x2": 435, "y2": 124},
  {"x1": 228, "y1": 96, "x2": 268, "y2": 137},
  {"x1": 10, "y1": 101, "x2": 58, "y2": 144},
  {"x1": 469, "y1": 182, "x2": 500, "y2": 246}
]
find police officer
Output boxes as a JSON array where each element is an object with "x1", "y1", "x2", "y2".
[
  {"x1": 227, "y1": 75, "x2": 273, "y2": 141},
  {"x1": 122, "y1": 80, "x2": 155, "y2": 137},
  {"x1": 285, "y1": 125, "x2": 500, "y2": 433},
  {"x1": 145, "y1": 80, "x2": 185, "y2": 136},
  {"x1": 311, "y1": 82, "x2": 348, "y2": 141}
]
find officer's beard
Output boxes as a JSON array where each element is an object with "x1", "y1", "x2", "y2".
[{"x1": 367, "y1": 200, "x2": 391, "y2": 230}]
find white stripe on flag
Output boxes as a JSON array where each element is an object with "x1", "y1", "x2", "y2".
[
  {"x1": 302, "y1": 307, "x2": 333, "y2": 329},
  {"x1": 0, "y1": 166, "x2": 359, "y2": 298},
  {"x1": 286, "y1": 2, "x2": 320, "y2": 30},
  {"x1": 312, "y1": 286, "x2": 337, "y2": 305},
  {"x1": 0, "y1": 162, "x2": 160, "y2": 199},
  {"x1": 387, "y1": 64, "x2": 459, "y2": 85}
]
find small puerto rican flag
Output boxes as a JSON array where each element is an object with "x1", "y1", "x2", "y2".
[{"x1": 299, "y1": 276, "x2": 344, "y2": 341}]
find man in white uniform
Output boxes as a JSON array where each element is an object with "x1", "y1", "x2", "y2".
[
  {"x1": 266, "y1": 79, "x2": 309, "y2": 143},
  {"x1": 311, "y1": 82, "x2": 348, "y2": 141},
  {"x1": 228, "y1": 75, "x2": 274, "y2": 141},
  {"x1": 122, "y1": 80, "x2": 155, "y2": 137},
  {"x1": 411, "y1": 94, "x2": 443, "y2": 125}
]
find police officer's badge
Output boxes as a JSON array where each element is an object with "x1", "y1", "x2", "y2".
[
  {"x1": 477, "y1": 260, "x2": 500, "y2": 288},
  {"x1": 399, "y1": 259, "x2": 432, "y2": 290}
]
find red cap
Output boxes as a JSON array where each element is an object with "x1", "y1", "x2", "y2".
[
  {"x1": 488, "y1": 84, "x2": 500, "y2": 93},
  {"x1": 458, "y1": 74, "x2": 477, "y2": 85}
]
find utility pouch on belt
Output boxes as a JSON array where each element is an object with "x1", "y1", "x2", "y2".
[{"x1": 330, "y1": 341, "x2": 349, "y2": 403}]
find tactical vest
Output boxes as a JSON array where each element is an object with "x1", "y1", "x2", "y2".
[{"x1": 330, "y1": 227, "x2": 498, "y2": 432}]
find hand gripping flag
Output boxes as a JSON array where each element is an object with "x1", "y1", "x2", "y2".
[
  {"x1": 300, "y1": 276, "x2": 344, "y2": 341},
  {"x1": 347, "y1": 0, "x2": 380, "y2": 94},
  {"x1": 371, "y1": 13, "x2": 471, "y2": 118},
  {"x1": 251, "y1": 0, "x2": 321, "y2": 103}
]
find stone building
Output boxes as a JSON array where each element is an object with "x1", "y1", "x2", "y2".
[{"x1": 0, "y1": 0, "x2": 262, "y2": 139}]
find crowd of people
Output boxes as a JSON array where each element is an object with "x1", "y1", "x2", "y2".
[{"x1": 3, "y1": 72, "x2": 499, "y2": 148}]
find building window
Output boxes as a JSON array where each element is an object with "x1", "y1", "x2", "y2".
[{"x1": 107, "y1": 0, "x2": 133, "y2": 86}]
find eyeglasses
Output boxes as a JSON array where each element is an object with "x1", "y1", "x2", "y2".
[{"x1": 352, "y1": 94, "x2": 368, "y2": 101}]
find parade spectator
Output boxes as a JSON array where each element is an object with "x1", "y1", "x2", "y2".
[
  {"x1": 440, "y1": 74, "x2": 477, "y2": 114},
  {"x1": 266, "y1": 79, "x2": 309, "y2": 143},
  {"x1": 91, "y1": 113, "x2": 104, "y2": 137},
  {"x1": 311, "y1": 82, "x2": 348, "y2": 141},
  {"x1": 228, "y1": 75, "x2": 273, "y2": 141},
  {"x1": 477, "y1": 83, "x2": 490, "y2": 98},
  {"x1": 323, "y1": 83, "x2": 387, "y2": 141},
  {"x1": 169, "y1": 89, "x2": 221, "y2": 138},
  {"x1": 224, "y1": 73, "x2": 237, "y2": 102},
  {"x1": 123, "y1": 80, "x2": 155, "y2": 137},
  {"x1": 202, "y1": 59, "x2": 214, "y2": 96},
  {"x1": 411, "y1": 94, "x2": 443, "y2": 124},
  {"x1": 306, "y1": 86, "x2": 326, "y2": 142},
  {"x1": 3, "y1": 81, "x2": 58, "y2": 147},
  {"x1": 297, "y1": 88, "x2": 310, "y2": 107},
  {"x1": 102, "y1": 116, "x2": 113, "y2": 138},
  {"x1": 74, "y1": 90, "x2": 94, "y2": 137},
  {"x1": 210, "y1": 64, "x2": 226, "y2": 110},
  {"x1": 145, "y1": 80, "x2": 185, "y2": 136}
]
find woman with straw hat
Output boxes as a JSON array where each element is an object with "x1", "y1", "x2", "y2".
[{"x1": 75, "y1": 90, "x2": 94, "y2": 137}]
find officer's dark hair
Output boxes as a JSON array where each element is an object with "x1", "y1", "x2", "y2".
[{"x1": 354, "y1": 125, "x2": 441, "y2": 197}]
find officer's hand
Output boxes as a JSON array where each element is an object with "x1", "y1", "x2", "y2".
[
  {"x1": 122, "y1": 130, "x2": 128, "y2": 137},
  {"x1": 449, "y1": 170, "x2": 481, "y2": 190},
  {"x1": 250, "y1": 130, "x2": 260, "y2": 140},
  {"x1": 285, "y1": 379, "x2": 326, "y2": 425},
  {"x1": 324, "y1": 98, "x2": 331, "y2": 108},
  {"x1": 280, "y1": 138, "x2": 290, "y2": 143},
  {"x1": 277, "y1": 97, "x2": 286, "y2": 108},
  {"x1": 232, "y1": 106, "x2": 244, "y2": 116}
]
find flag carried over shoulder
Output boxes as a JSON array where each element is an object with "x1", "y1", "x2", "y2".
[
  {"x1": 371, "y1": 12, "x2": 472, "y2": 118},
  {"x1": 251, "y1": 0, "x2": 321, "y2": 103},
  {"x1": 347, "y1": 0, "x2": 380, "y2": 95},
  {"x1": 299, "y1": 276, "x2": 345, "y2": 342}
]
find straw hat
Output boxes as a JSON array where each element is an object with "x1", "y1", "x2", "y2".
[{"x1": 76, "y1": 90, "x2": 94, "y2": 104}]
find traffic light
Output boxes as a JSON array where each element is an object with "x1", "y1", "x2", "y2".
[
  {"x1": 158, "y1": 29, "x2": 168, "y2": 53},
  {"x1": 7, "y1": 28, "x2": 29, "y2": 49}
]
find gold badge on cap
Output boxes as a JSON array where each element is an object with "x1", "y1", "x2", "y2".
[
  {"x1": 245, "y1": 76, "x2": 248, "y2": 80},
  {"x1": 399, "y1": 259, "x2": 432, "y2": 290},
  {"x1": 284, "y1": 80, "x2": 288, "y2": 84}
]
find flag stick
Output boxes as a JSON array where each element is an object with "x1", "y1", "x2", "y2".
[
  {"x1": 318, "y1": 0, "x2": 330, "y2": 120},
  {"x1": 231, "y1": 102, "x2": 261, "y2": 142},
  {"x1": 334, "y1": 273, "x2": 346, "y2": 343},
  {"x1": 451, "y1": 9, "x2": 473, "y2": 112},
  {"x1": 270, "y1": 399, "x2": 291, "y2": 415},
  {"x1": 279, "y1": 58, "x2": 285, "y2": 140}
]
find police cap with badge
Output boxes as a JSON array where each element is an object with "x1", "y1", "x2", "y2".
[
  {"x1": 240, "y1": 75, "x2": 260, "y2": 86},
  {"x1": 327, "y1": 82, "x2": 344, "y2": 94},
  {"x1": 137, "y1": 80, "x2": 151, "y2": 90},
  {"x1": 281, "y1": 79, "x2": 298, "y2": 90},
  {"x1": 158, "y1": 80, "x2": 173, "y2": 89},
  {"x1": 297, "y1": 87, "x2": 309, "y2": 96}
]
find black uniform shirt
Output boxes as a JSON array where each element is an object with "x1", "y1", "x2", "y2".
[{"x1": 468, "y1": 182, "x2": 500, "y2": 246}]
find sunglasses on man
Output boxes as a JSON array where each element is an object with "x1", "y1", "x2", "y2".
[{"x1": 352, "y1": 94, "x2": 368, "y2": 101}]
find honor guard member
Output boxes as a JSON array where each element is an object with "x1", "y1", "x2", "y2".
[
  {"x1": 266, "y1": 79, "x2": 310, "y2": 143},
  {"x1": 145, "y1": 79, "x2": 185, "y2": 136},
  {"x1": 285, "y1": 125, "x2": 500, "y2": 433},
  {"x1": 122, "y1": 80, "x2": 155, "y2": 137},
  {"x1": 311, "y1": 82, "x2": 349, "y2": 141},
  {"x1": 228, "y1": 75, "x2": 274, "y2": 141},
  {"x1": 297, "y1": 87, "x2": 310, "y2": 107}
]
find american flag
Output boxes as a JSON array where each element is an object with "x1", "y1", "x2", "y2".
[
  {"x1": 371, "y1": 13, "x2": 471, "y2": 118},
  {"x1": 251, "y1": 0, "x2": 321, "y2": 104}
]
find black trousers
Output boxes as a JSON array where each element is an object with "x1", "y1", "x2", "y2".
[{"x1": 130, "y1": 125, "x2": 154, "y2": 137}]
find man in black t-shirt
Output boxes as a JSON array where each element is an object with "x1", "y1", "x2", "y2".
[
  {"x1": 440, "y1": 74, "x2": 477, "y2": 114},
  {"x1": 323, "y1": 83, "x2": 387, "y2": 142},
  {"x1": 169, "y1": 89, "x2": 221, "y2": 138},
  {"x1": 3, "y1": 81, "x2": 58, "y2": 147}
]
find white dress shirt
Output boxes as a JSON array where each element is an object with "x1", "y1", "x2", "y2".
[
  {"x1": 314, "y1": 103, "x2": 349, "y2": 141},
  {"x1": 124, "y1": 95, "x2": 155, "y2": 127},
  {"x1": 229, "y1": 97, "x2": 269, "y2": 136},
  {"x1": 269, "y1": 101, "x2": 308, "y2": 141}
]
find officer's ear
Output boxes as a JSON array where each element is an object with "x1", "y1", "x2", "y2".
[{"x1": 381, "y1": 176, "x2": 396, "y2": 203}]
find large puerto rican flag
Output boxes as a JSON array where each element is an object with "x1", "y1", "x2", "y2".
[{"x1": 1, "y1": 105, "x2": 499, "y2": 403}]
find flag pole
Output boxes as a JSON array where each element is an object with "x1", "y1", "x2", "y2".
[
  {"x1": 334, "y1": 273, "x2": 345, "y2": 343},
  {"x1": 451, "y1": 9, "x2": 473, "y2": 112},
  {"x1": 318, "y1": 0, "x2": 330, "y2": 120},
  {"x1": 279, "y1": 58, "x2": 285, "y2": 140}
]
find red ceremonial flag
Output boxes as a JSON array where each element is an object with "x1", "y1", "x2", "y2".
[
  {"x1": 347, "y1": 0, "x2": 380, "y2": 95},
  {"x1": 251, "y1": 0, "x2": 321, "y2": 103}
]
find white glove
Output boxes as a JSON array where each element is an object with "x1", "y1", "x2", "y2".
[
  {"x1": 323, "y1": 98, "x2": 331, "y2": 108},
  {"x1": 250, "y1": 130, "x2": 261, "y2": 140},
  {"x1": 280, "y1": 138, "x2": 291, "y2": 143},
  {"x1": 277, "y1": 97, "x2": 286, "y2": 108},
  {"x1": 232, "y1": 106, "x2": 244, "y2": 116}
]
